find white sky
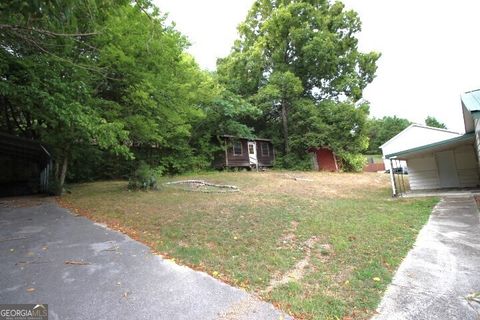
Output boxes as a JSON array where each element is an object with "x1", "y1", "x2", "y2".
[{"x1": 153, "y1": 0, "x2": 480, "y2": 133}]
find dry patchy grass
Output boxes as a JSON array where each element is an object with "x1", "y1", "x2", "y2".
[{"x1": 61, "y1": 171, "x2": 437, "y2": 319}]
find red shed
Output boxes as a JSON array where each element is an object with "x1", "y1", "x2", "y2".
[{"x1": 309, "y1": 147, "x2": 339, "y2": 172}]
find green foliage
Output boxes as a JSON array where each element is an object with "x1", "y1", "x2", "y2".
[
  {"x1": 366, "y1": 116, "x2": 411, "y2": 154},
  {"x1": 338, "y1": 152, "x2": 367, "y2": 172},
  {"x1": 1, "y1": 0, "x2": 381, "y2": 186},
  {"x1": 127, "y1": 162, "x2": 160, "y2": 191},
  {"x1": 0, "y1": 1, "x2": 241, "y2": 188},
  {"x1": 217, "y1": 0, "x2": 380, "y2": 170},
  {"x1": 425, "y1": 116, "x2": 447, "y2": 129}
]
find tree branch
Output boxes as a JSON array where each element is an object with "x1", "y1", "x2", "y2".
[{"x1": 0, "y1": 24, "x2": 99, "y2": 37}]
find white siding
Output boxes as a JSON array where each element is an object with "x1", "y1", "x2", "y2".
[
  {"x1": 381, "y1": 125, "x2": 460, "y2": 170},
  {"x1": 455, "y1": 145, "x2": 479, "y2": 187},
  {"x1": 406, "y1": 144, "x2": 480, "y2": 190},
  {"x1": 408, "y1": 156, "x2": 440, "y2": 190},
  {"x1": 475, "y1": 118, "x2": 480, "y2": 164}
]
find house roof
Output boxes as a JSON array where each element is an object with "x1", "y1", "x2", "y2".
[
  {"x1": 379, "y1": 123, "x2": 461, "y2": 149},
  {"x1": 385, "y1": 133, "x2": 475, "y2": 160},
  {"x1": 461, "y1": 89, "x2": 480, "y2": 113},
  {"x1": 220, "y1": 135, "x2": 272, "y2": 142}
]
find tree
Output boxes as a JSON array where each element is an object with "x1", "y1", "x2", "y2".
[
  {"x1": 0, "y1": 1, "x2": 221, "y2": 191},
  {"x1": 425, "y1": 116, "x2": 447, "y2": 129},
  {"x1": 366, "y1": 116, "x2": 411, "y2": 154},
  {"x1": 0, "y1": 1, "x2": 133, "y2": 191},
  {"x1": 217, "y1": 0, "x2": 380, "y2": 168}
]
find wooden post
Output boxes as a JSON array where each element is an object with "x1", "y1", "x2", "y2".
[{"x1": 224, "y1": 138, "x2": 229, "y2": 168}]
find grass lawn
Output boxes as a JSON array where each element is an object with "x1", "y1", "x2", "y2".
[{"x1": 60, "y1": 171, "x2": 437, "y2": 319}]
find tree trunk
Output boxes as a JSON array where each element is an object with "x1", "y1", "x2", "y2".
[
  {"x1": 59, "y1": 155, "x2": 68, "y2": 194},
  {"x1": 281, "y1": 99, "x2": 289, "y2": 154}
]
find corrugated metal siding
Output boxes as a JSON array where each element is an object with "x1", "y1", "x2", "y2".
[
  {"x1": 408, "y1": 156, "x2": 440, "y2": 190},
  {"x1": 407, "y1": 144, "x2": 480, "y2": 190},
  {"x1": 475, "y1": 118, "x2": 480, "y2": 163},
  {"x1": 455, "y1": 144, "x2": 479, "y2": 187}
]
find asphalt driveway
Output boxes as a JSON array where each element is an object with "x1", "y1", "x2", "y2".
[
  {"x1": 0, "y1": 198, "x2": 290, "y2": 320},
  {"x1": 374, "y1": 196, "x2": 480, "y2": 319}
]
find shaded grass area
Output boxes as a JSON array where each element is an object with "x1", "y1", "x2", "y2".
[{"x1": 61, "y1": 171, "x2": 438, "y2": 319}]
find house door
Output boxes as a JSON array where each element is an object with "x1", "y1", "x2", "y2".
[
  {"x1": 248, "y1": 141, "x2": 258, "y2": 167},
  {"x1": 436, "y1": 150, "x2": 460, "y2": 188}
]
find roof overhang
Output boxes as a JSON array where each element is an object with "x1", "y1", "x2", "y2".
[
  {"x1": 219, "y1": 135, "x2": 272, "y2": 142},
  {"x1": 461, "y1": 90, "x2": 480, "y2": 133},
  {"x1": 379, "y1": 123, "x2": 461, "y2": 149},
  {"x1": 385, "y1": 133, "x2": 475, "y2": 160}
]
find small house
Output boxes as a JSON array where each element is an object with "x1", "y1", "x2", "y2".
[
  {"x1": 214, "y1": 135, "x2": 275, "y2": 169},
  {"x1": 309, "y1": 147, "x2": 339, "y2": 172}
]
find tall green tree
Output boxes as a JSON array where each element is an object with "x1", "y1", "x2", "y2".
[
  {"x1": 0, "y1": 0, "x2": 132, "y2": 190},
  {"x1": 217, "y1": 0, "x2": 380, "y2": 168},
  {"x1": 0, "y1": 0, "x2": 221, "y2": 190},
  {"x1": 425, "y1": 116, "x2": 447, "y2": 129},
  {"x1": 366, "y1": 116, "x2": 411, "y2": 154}
]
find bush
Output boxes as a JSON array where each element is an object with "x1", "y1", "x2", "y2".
[
  {"x1": 127, "y1": 162, "x2": 161, "y2": 191},
  {"x1": 338, "y1": 153, "x2": 366, "y2": 172}
]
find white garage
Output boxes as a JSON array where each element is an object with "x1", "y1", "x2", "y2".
[
  {"x1": 385, "y1": 133, "x2": 479, "y2": 194},
  {"x1": 380, "y1": 124, "x2": 461, "y2": 171}
]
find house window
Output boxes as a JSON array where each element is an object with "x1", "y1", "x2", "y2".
[
  {"x1": 248, "y1": 144, "x2": 255, "y2": 155},
  {"x1": 261, "y1": 142, "x2": 269, "y2": 156},
  {"x1": 233, "y1": 141, "x2": 243, "y2": 156}
]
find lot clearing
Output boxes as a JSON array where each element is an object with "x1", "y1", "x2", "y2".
[{"x1": 60, "y1": 171, "x2": 437, "y2": 319}]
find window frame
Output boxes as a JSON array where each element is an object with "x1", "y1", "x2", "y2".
[
  {"x1": 261, "y1": 142, "x2": 270, "y2": 156},
  {"x1": 233, "y1": 140, "x2": 243, "y2": 156}
]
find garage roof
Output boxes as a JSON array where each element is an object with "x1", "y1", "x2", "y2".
[
  {"x1": 461, "y1": 90, "x2": 480, "y2": 112},
  {"x1": 385, "y1": 133, "x2": 475, "y2": 160}
]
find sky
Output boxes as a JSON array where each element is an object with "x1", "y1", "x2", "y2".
[{"x1": 153, "y1": 0, "x2": 480, "y2": 133}]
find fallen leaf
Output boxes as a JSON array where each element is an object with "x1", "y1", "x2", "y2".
[
  {"x1": 212, "y1": 271, "x2": 219, "y2": 277},
  {"x1": 373, "y1": 277, "x2": 381, "y2": 282},
  {"x1": 26, "y1": 288, "x2": 35, "y2": 293}
]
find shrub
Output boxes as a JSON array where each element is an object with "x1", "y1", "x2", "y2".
[
  {"x1": 127, "y1": 162, "x2": 160, "y2": 191},
  {"x1": 338, "y1": 153, "x2": 366, "y2": 172}
]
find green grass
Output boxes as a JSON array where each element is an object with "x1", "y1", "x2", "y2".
[{"x1": 61, "y1": 171, "x2": 437, "y2": 319}]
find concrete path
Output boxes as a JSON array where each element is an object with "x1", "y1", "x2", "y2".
[
  {"x1": 374, "y1": 196, "x2": 480, "y2": 320},
  {"x1": 0, "y1": 198, "x2": 290, "y2": 320}
]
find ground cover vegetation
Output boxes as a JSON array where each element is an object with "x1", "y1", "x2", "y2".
[{"x1": 61, "y1": 171, "x2": 438, "y2": 319}]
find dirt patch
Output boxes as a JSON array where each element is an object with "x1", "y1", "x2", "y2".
[{"x1": 265, "y1": 236, "x2": 332, "y2": 293}]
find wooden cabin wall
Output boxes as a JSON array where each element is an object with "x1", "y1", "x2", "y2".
[
  {"x1": 226, "y1": 139, "x2": 250, "y2": 167},
  {"x1": 256, "y1": 141, "x2": 274, "y2": 166}
]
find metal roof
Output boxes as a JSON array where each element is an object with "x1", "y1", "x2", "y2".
[
  {"x1": 379, "y1": 123, "x2": 460, "y2": 149},
  {"x1": 461, "y1": 89, "x2": 480, "y2": 112},
  {"x1": 385, "y1": 133, "x2": 475, "y2": 160}
]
